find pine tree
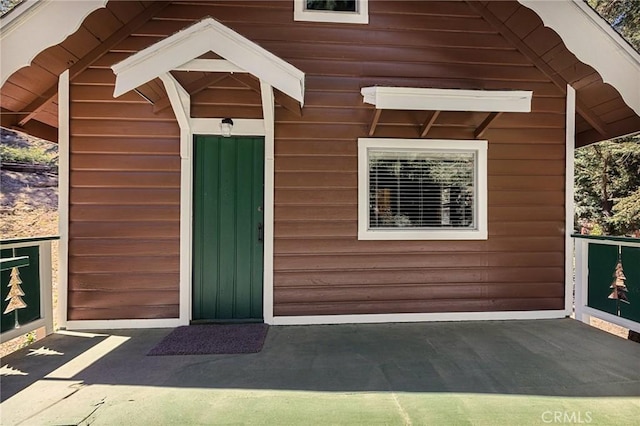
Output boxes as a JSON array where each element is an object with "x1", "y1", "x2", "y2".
[
  {"x1": 575, "y1": 138, "x2": 640, "y2": 235},
  {"x1": 588, "y1": 0, "x2": 640, "y2": 53}
]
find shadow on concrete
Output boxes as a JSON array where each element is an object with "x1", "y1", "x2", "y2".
[
  {"x1": 1, "y1": 332, "x2": 109, "y2": 402},
  {"x1": 2, "y1": 319, "x2": 639, "y2": 401}
]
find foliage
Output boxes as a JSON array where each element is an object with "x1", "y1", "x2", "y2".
[
  {"x1": 22, "y1": 331, "x2": 37, "y2": 348},
  {"x1": 0, "y1": 0, "x2": 22, "y2": 17},
  {"x1": 575, "y1": 2, "x2": 640, "y2": 237},
  {"x1": 306, "y1": 1, "x2": 357, "y2": 12},
  {"x1": 587, "y1": 0, "x2": 640, "y2": 52},
  {"x1": 575, "y1": 136, "x2": 640, "y2": 236},
  {"x1": 0, "y1": 145, "x2": 57, "y2": 166},
  {"x1": 1, "y1": 127, "x2": 58, "y2": 166},
  {"x1": 609, "y1": 188, "x2": 640, "y2": 234}
]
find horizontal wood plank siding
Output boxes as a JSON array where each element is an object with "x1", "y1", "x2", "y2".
[
  {"x1": 65, "y1": 0, "x2": 566, "y2": 321},
  {"x1": 266, "y1": 0, "x2": 565, "y2": 316},
  {"x1": 68, "y1": 60, "x2": 180, "y2": 320}
]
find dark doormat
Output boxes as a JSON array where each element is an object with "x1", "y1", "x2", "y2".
[{"x1": 147, "y1": 323, "x2": 269, "y2": 356}]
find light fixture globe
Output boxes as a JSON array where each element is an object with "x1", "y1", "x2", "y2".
[{"x1": 220, "y1": 118, "x2": 234, "y2": 137}]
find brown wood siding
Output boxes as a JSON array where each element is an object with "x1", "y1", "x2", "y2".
[
  {"x1": 266, "y1": 0, "x2": 565, "y2": 316},
  {"x1": 68, "y1": 61, "x2": 180, "y2": 320},
  {"x1": 66, "y1": 0, "x2": 567, "y2": 320}
]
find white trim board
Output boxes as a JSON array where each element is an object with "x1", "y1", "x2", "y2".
[
  {"x1": 58, "y1": 69, "x2": 70, "y2": 330},
  {"x1": 519, "y1": 0, "x2": 640, "y2": 116},
  {"x1": 174, "y1": 58, "x2": 246, "y2": 73},
  {"x1": 65, "y1": 318, "x2": 184, "y2": 330},
  {"x1": 361, "y1": 87, "x2": 532, "y2": 112},
  {"x1": 111, "y1": 17, "x2": 305, "y2": 105},
  {"x1": 0, "y1": 0, "x2": 107, "y2": 86},
  {"x1": 564, "y1": 85, "x2": 576, "y2": 315},
  {"x1": 581, "y1": 306, "x2": 640, "y2": 334},
  {"x1": 260, "y1": 80, "x2": 276, "y2": 324},
  {"x1": 271, "y1": 310, "x2": 567, "y2": 326}
]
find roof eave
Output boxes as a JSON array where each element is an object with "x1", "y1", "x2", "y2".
[
  {"x1": 0, "y1": 0, "x2": 107, "y2": 87},
  {"x1": 518, "y1": 0, "x2": 640, "y2": 117}
]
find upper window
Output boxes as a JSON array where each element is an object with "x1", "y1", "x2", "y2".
[
  {"x1": 358, "y1": 138, "x2": 488, "y2": 240},
  {"x1": 294, "y1": 0, "x2": 368, "y2": 24}
]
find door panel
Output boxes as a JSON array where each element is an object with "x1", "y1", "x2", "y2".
[{"x1": 192, "y1": 135, "x2": 264, "y2": 321}]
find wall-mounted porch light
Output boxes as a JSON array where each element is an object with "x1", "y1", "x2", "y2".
[{"x1": 220, "y1": 118, "x2": 234, "y2": 137}]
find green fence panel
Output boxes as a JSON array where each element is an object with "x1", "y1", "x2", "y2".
[
  {"x1": 587, "y1": 243, "x2": 640, "y2": 323},
  {"x1": 620, "y1": 246, "x2": 640, "y2": 323},
  {"x1": 1, "y1": 246, "x2": 41, "y2": 333}
]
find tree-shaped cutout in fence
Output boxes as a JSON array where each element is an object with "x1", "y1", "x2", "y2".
[
  {"x1": 608, "y1": 250, "x2": 630, "y2": 316},
  {"x1": 4, "y1": 266, "x2": 27, "y2": 328}
]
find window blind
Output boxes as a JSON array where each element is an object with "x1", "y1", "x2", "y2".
[{"x1": 368, "y1": 150, "x2": 476, "y2": 230}]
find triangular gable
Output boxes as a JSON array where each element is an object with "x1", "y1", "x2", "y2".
[{"x1": 111, "y1": 17, "x2": 305, "y2": 105}]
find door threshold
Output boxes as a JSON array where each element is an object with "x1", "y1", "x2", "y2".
[{"x1": 190, "y1": 319, "x2": 264, "y2": 325}]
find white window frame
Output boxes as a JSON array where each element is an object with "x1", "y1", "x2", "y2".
[
  {"x1": 294, "y1": 0, "x2": 369, "y2": 24},
  {"x1": 358, "y1": 138, "x2": 488, "y2": 241}
]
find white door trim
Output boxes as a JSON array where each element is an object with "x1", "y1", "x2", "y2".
[{"x1": 163, "y1": 73, "x2": 274, "y2": 325}]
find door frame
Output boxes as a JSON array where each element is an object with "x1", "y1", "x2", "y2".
[{"x1": 161, "y1": 74, "x2": 275, "y2": 326}]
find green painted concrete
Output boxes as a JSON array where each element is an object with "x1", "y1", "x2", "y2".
[{"x1": 2, "y1": 320, "x2": 639, "y2": 425}]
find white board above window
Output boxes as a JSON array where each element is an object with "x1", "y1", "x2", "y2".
[
  {"x1": 294, "y1": 0, "x2": 369, "y2": 24},
  {"x1": 358, "y1": 138, "x2": 488, "y2": 241},
  {"x1": 361, "y1": 87, "x2": 532, "y2": 112}
]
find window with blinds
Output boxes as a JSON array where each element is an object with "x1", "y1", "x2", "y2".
[
  {"x1": 368, "y1": 151, "x2": 475, "y2": 229},
  {"x1": 358, "y1": 139, "x2": 488, "y2": 240}
]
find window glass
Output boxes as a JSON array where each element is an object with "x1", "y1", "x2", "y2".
[
  {"x1": 294, "y1": 0, "x2": 368, "y2": 24},
  {"x1": 358, "y1": 138, "x2": 487, "y2": 240},
  {"x1": 306, "y1": 1, "x2": 357, "y2": 12},
  {"x1": 368, "y1": 150, "x2": 476, "y2": 230}
]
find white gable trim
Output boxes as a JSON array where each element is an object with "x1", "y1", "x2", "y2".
[
  {"x1": 174, "y1": 59, "x2": 246, "y2": 73},
  {"x1": 0, "y1": 0, "x2": 107, "y2": 86},
  {"x1": 111, "y1": 17, "x2": 305, "y2": 105},
  {"x1": 519, "y1": 0, "x2": 640, "y2": 116},
  {"x1": 361, "y1": 87, "x2": 532, "y2": 112}
]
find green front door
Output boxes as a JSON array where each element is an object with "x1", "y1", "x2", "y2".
[{"x1": 192, "y1": 135, "x2": 264, "y2": 321}]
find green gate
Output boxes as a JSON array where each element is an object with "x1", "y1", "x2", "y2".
[{"x1": 192, "y1": 135, "x2": 264, "y2": 321}]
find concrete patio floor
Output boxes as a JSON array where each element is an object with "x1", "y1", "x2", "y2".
[{"x1": 1, "y1": 319, "x2": 639, "y2": 425}]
